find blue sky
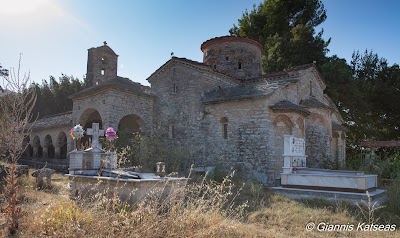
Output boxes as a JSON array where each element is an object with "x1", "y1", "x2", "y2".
[{"x1": 1, "y1": 0, "x2": 399, "y2": 87}]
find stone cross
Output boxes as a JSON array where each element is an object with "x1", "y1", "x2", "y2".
[{"x1": 86, "y1": 123, "x2": 104, "y2": 153}]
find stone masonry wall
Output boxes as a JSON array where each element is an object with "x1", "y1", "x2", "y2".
[
  {"x1": 150, "y1": 61, "x2": 238, "y2": 169},
  {"x1": 72, "y1": 90, "x2": 153, "y2": 133},
  {"x1": 305, "y1": 110, "x2": 332, "y2": 167},
  {"x1": 203, "y1": 98, "x2": 274, "y2": 184},
  {"x1": 202, "y1": 41, "x2": 262, "y2": 79}
]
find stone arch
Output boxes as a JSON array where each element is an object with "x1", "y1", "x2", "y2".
[
  {"x1": 273, "y1": 115, "x2": 293, "y2": 133},
  {"x1": 56, "y1": 132, "x2": 68, "y2": 159},
  {"x1": 33, "y1": 135, "x2": 42, "y2": 158},
  {"x1": 33, "y1": 135, "x2": 40, "y2": 147},
  {"x1": 220, "y1": 117, "x2": 229, "y2": 123},
  {"x1": 118, "y1": 114, "x2": 143, "y2": 134},
  {"x1": 79, "y1": 108, "x2": 103, "y2": 129},
  {"x1": 332, "y1": 131, "x2": 339, "y2": 138},
  {"x1": 296, "y1": 117, "x2": 305, "y2": 138},
  {"x1": 44, "y1": 134, "x2": 55, "y2": 159},
  {"x1": 272, "y1": 115, "x2": 293, "y2": 179},
  {"x1": 79, "y1": 108, "x2": 103, "y2": 148},
  {"x1": 309, "y1": 112, "x2": 329, "y2": 129},
  {"x1": 118, "y1": 114, "x2": 144, "y2": 145}
]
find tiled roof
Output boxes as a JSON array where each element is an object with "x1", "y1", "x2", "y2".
[
  {"x1": 300, "y1": 97, "x2": 331, "y2": 109},
  {"x1": 359, "y1": 141, "x2": 400, "y2": 148},
  {"x1": 203, "y1": 80, "x2": 290, "y2": 103},
  {"x1": 69, "y1": 76, "x2": 152, "y2": 99},
  {"x1": 269, "y1": 100, "x2": 310, "y2": 115},
  {"x1": 332, "y1": 121, "x2": 346, "y2": 131},
  {"x1": 31, "y1": 112, "x2": 72, "y2": 130},
  {"x1": 146, "y1": 57, "x2": 238, "y2": 84},
  {"x1": 243, "y1": 63, "x2": 326, "y2": 85}
]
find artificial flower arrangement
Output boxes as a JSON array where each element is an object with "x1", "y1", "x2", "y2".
[
  {"x1": 105, "y1": 127, "x2": 117, "y2": 151},
  {"x1": 70, "y1": 124, "x2": 84, "y2": 150},
  {"x1": 105, "y1": 127, "x2": 117, "y2": 141},
  {"x1": 70, "y1": 124, "x2": 84, "y2": 140}
]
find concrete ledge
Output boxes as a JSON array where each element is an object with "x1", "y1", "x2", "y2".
[{"x1": 271, "y1": 186, "x2": 387, "y2": 206}]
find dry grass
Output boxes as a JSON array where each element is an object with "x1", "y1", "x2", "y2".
[{"x1": 3, "y1": 173, "x2": 400, "y2": 238}]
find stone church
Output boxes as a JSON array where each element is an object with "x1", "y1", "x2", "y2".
[{"x1": 24, "y1": 36, "x2": 346, "y2": 184}]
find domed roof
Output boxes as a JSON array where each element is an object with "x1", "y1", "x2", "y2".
[{"x1": 200, "y1": 36, "x2": 263, "y2": 52}]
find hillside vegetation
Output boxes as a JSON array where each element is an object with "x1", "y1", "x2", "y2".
[{"x1": 2, "y1": 172, "x2": 399, "y2": 238}]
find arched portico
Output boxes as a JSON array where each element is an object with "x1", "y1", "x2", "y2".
[
  {"x1": 117, "y1": 114, "x2": 143, "y2": 145},
  {"x1": 33, "y1": 136, "x2": 42, "y2": 158},
  {"x1": 43, "y1": 134, "x2": 54, "y2": 158},
  {"x1": 56, "y1": 132, "x2": 68, "y2": 159},
  {"x1": 79, "y1": 108, "x2": 103, "y2": 149}
]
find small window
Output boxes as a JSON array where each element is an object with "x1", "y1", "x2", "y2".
[
  {"x1": 238, "y1": 60, "x2": 242, "y2": 70},
  {"x1": 173, "y1": 83, "x2": 178, "y2": 93},
  {"x1": 169, "y1": 125, "x2": 175, "y2": 139},
  {"x1": 102, "y1": 99, "x2": 105, "y2": 104},
  {"x1": 220, "y1": 117, "x2": 229, "y2": 140},
  {"x1": 223, "y1": 124, "x2": 228, "y2": 139},
  {"x1": 225, "y1": 56, "x2": 229, "y2": 61},
  {"x1": 213, "y1": 65, "x2": 217, "y2": 69},
  {"x1": 101, "y1": 69, "x2": 105, "y2": 75}
]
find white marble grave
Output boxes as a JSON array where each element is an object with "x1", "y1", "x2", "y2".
[
  {"x1": 279, "y1": 135, "x2": 379, "y2": 193},
  {"x1": 282, "y1": 135, "x2": 307, "y2": 174},
  {"x1": 67, "y1": 123, "x2": 189, "y2": 205},
  {"x1": 69, "y1": 123, "x2": 117, "y2": 175}
]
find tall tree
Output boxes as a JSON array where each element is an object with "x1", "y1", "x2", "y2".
[
  {"x1": 230, "y1": 0, "x2": 330, "y2": 72},
  {"x1": 30, "y1": 75, "x2": 85, "y2": 120},
  {"x1": 322, "y1": 51, "x2": 400, "y2": 160}
]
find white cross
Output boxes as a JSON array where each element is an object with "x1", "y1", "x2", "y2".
[{"x1": 86, "y1": 123, "x2": 104, "y2": 152}]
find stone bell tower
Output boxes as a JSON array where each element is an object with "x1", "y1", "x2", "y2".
[{"x1": 86, "y1": 41, "x2": 118, "y2": 87}]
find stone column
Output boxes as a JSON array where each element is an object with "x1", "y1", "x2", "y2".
[
  {"x1": 33, "y1": 146, "x2": 38, "y2": 157},
  {"x1": 55, "y1": 146, "x2": 61, "y2": 159},
  {"x1": 43, "y1": 146, "x2": 49, "y2": 158}
]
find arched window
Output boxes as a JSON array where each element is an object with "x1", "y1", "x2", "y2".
[
  {"x1": 169, "y1": 124, "x2": 175, "y2": 139},
  {"x1": 238, "y1": 60, "x2": 243, "y2": 70},
  {"x1": 220, "y1": 117, "x2": 229, "y2": 139}
]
